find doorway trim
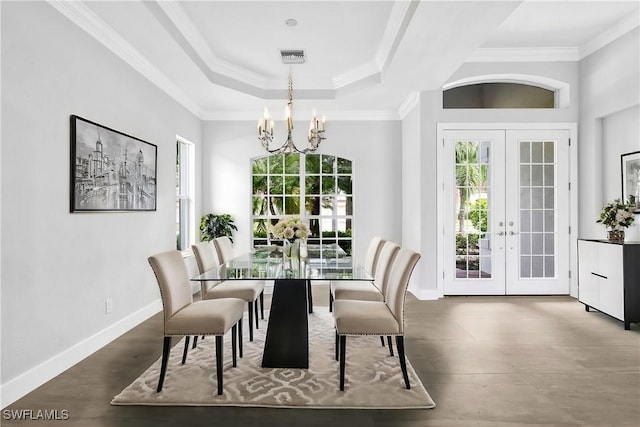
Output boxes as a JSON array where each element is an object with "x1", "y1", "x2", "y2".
[{"x1": 436, "y1": 122, "x2": 579, "y2": 298}]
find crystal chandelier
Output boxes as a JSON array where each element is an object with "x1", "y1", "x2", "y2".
[{"x1": 257, "y1": 73, "x2": 326, "y2": 154}]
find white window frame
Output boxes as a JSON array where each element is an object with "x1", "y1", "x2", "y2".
[
  {"x1": 176, "y1": 136, "x2": 195, "y2": 251},
  {"x1": 250, "y1": 153, "x2": 354, "y2": 256}
]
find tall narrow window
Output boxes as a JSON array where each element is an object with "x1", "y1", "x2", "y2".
[
  {"x1": 176, "y1": 137, "x2": 195, "y2": 250},
  {"x1": 251, "y1": 153, "x2": 353, "y2": 255}
]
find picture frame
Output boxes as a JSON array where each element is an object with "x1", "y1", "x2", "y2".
[
  {"x1": 621, "y1": 150, "x2": 640, "y2": 214},
  {"x1": 70, "y1": 115, "x2": 157, "y2": 212}
]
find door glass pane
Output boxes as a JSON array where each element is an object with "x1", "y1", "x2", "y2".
[
  {"x1": 520, "y1": 233, "x2": 531, "y2": 254},
  {"x1": 531, "y1": 188, "x2": 544, "y2": 209},
  {"x1": 520, "y1": 188, "x2": 531, "y2": 209},
  {"x1": 545, "y1": 256, "x2": 555, "y2": 277},
  {"x1": 544, "y1": 211, "x2": 554, "y2": 232},
  {"x1": 532, "y1": 210, "x2": 543, "y2": 232},
  {"x1": 521, "y1": 256, "x2": 531, "y2": 277},
  {"x1": 519, "y1": 140, "x2": 556, "y2": 279},
  {"x1": 454, "y1": 140, "x2": 491, "y2": 279},
  {"x1": 532, "y1": 256, "x2": 544, "y2": 278},
  {"x1": 545, "y1": 233, "x2": 555, "y2": 254},
  {"x1": 520, "y1": 165, "x2": 531, "y2": 186},
  {"x1": 520, "y1": 210, "x2": 531, "y2": 232},
  {"x1": 532, "y1": 165, "x2": 543, "y2": 186},
  {"x1": 543, "y1": 141, "x2": 555, "y2": 162},
  {"x1": 520, "y1": 141, "x2": 530, "y2": 162}
]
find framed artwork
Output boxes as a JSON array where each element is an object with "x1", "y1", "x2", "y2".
[
  {"x1": 621, "y1": 150, "x2": 640, "y2": 214},
  {"x1": 70, "y1": 115, "x2": 157, "y2": 212}
]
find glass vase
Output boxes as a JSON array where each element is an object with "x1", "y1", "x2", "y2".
[
  {"x1": 607, "y1": 229, "x2": 625, "y2": 242},
  {"x1": 282, "y1": 240, "x2": 299, "y2": 259}
]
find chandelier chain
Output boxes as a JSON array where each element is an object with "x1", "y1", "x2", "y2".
[{"x1": 257, "y1": 73, "x2": 326, "y2": 154}]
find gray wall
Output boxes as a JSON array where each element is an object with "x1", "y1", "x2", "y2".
[
  {"x1": 401, "y1": 100, "x2": 424, "y2": 294},
  {"x1": 401, "y1": 61, "x2": 580, "y2": 294},
  {"x1": 200, "y1": 120, "x2": 403, "y2": 269},
  {"x1": 579, "y1": 28, "x2": 640, "y2": 240},
  {"x1": 1, "y1": 1, "x2": 201, "y2": 393}
]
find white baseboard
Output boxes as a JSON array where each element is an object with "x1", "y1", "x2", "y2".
[
  {"x1": 0, "y1": 299, "x2": 162, "y2": 409},
  {"x1": 408, "y1": 286, "x2": 440, "y2": 300}
]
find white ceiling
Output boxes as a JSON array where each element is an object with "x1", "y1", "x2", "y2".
[{"x1": 50, "y1": 0, "x2": 640, "y2": 120}]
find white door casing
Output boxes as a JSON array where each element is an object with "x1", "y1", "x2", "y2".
[{"x1": 441, "y1": 128, "x2": 571, "y2": 295}]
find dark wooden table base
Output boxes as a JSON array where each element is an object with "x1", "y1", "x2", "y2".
[{"x1": 261, "y1": 279, "x2": 309, "y2": 368}]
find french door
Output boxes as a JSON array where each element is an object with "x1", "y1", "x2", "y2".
[{"x1": 443, "y1": 129, "x2": 570, "y2": 295}]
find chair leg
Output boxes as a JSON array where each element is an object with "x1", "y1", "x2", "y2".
[
  {"x1": 254, "y1": 299, "x2": 259, "y2": 329},
  {"x1": 238, "y1": 318, "x2": 243, "y2": 358},
  {"x1": 157, "y1": 336, "x2": 171, "y2": 392},
  {"x1": 232, "y1": 324, "x2": 237, "y2": 368},
  {"x1": 307, "y1": 280, "x2": 313, "y2": 313},
  {"x1": 192, "y1": 335, "x2": 198, "y2": 349},
  {"x1": 215, "y1": 335, "x2": 223, "y2": 395},
  {"x1": 335, "y1": 331, "x2": 339, "y2": 361},
  {"x1": 329, "y1": 291, "x2": 334, "y2": 312},
  {"x1": 396, "y1": 336, "x2": 411, "y2": 390},
  {"x1": 380, "y1": 336, "x2": 385, "y2": 347},
  {"x1": 260, "y1": 290, "x2": 265, "y2": 320},
  {"x1": 387, "y1": 336, "x2": 394, "y2": 357},
  {"x1": 181, "y1": 336, "x2": 191, "y2": 364},
  {"x1": 339, "y1": 335, "x2": 346, "y2": 391},
  {"x1": 248, "y1": 301, "x2": 254, "y2": 342}
]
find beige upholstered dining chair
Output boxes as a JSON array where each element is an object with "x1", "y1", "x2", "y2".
[
  {"x1": 192, "y1": 241, "x2": 264, "y2": 343},
  {"x1": 333, "y1": 247, "x2": 421, "y2": 391},
  {"x1": 329, "y1": 236, "x2": 386, "y2": 312},
  {"x1": 213, "y1": 236, "x2": 265, "y2": 321},
  {"x1": 332, "y1": 241, "x2": 401, "y2": 354},
  {"x1": 148, "y1": 250, "x2": 245, "y2": 395}
]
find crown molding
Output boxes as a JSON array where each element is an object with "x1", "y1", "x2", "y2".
[
  {"x1": 153, "y1": 1, "x2": 268, "y2": 89},
  {"x1": 397, "y1": 92, "x2": 420, "y2": 119},
  {"x1": 202, "y1": 110, "x2": 400, "y2": 121},
  {"x1": 47, "y1": 0, "x2": 204, "y2": 118},
  {"x1": 375, "y1": 0, "x2": 420, "y2": 70},
  {"x1": 467, "y1": 47, "x2": 579, "y2": 63},
  {"x1": 469, "y1": 12, "x2": 640, "y2": 64},
  {"x1": 332, "y1": 0, "x2": 418, "y2": 91},
  {"x1": 332, "y1": 61, "x2": 381, "y2": 90},
  {"x1": 579, "y1": 12, "x2": 639, "y2": 60}
]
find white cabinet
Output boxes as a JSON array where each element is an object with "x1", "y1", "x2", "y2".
[{"x1": 578, "y1": 239, "x2": 640, "y2": 330}]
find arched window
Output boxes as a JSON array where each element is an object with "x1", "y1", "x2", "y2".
[
  {"x1": 444, "y1": 82, "x2": 555, "y2": 108},
  {"x1": 443, "y1": 74, "x2": 570, "y2": 109},
  {"x1": 251, "y1": 153, "x2": 353, "y2": 255}
]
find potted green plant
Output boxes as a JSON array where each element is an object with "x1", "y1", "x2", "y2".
[
  {"x1": 597, "y1": 196, "x2": 636, "y2": 241},
  {"x1": 200, "y1": 213, "x2": 238, "y2": 242}
]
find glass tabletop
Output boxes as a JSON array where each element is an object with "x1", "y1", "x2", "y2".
[{"x1": 191, "y1": 244, "x2": 373, "y2": 281}]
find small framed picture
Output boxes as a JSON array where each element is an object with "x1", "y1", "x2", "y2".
[
  {"x1": 70, "y1": 115, "x2": 157, "y2": 212},
  {"x1": 621, "y1": 150, "x2": 640, "y2": 214}
]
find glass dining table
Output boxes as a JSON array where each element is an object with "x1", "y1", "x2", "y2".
[{"x1": 191, "y1": 244, "x2": 373, "y2": 369}]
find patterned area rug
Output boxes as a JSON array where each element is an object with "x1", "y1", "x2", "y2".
[{"x1": 111, "y1": 308, "x2": 435, "y2": 409}]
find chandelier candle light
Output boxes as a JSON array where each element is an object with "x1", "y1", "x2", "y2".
[{"x1": 257, "y1": 74, "x2": 326, "y2": 154}]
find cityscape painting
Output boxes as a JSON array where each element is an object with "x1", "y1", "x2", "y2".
[
  {"x1": 70, "y1": 115, "x2": 157, "y2": 212},
  {"x1": 622, "y1": 150, "x2": 640, "y2": 213}
]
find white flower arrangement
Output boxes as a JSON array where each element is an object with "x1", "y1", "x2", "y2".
[
  {"x1": 597, "y1": 196, "x2": 636, "y2": 230},
  {"x1": 269, "y1": 216, "x2": 310, "y2": 242}
]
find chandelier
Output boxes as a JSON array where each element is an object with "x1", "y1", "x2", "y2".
[{"x1": 257, "y1": 74, "x2": 326, "y2": 154}]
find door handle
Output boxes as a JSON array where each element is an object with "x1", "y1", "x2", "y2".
[
  {"x1": 509, "y1": 231, "x2": 518, "y2": 236},
  {"x1": 497, "y1": 231, "x2": 505, "y2": 236}
]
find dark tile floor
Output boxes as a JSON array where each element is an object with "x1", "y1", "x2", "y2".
[{"x1": 4, "y1": 285, "x2": 640, "y2": 427}]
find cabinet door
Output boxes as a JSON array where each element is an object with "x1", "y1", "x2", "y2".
[
  {"x1": 598, "y1": 244, "x2": 624, "y2": 320},
  {"x1": 578, "y1": 241, "x2": 599, "y2": 307}
]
